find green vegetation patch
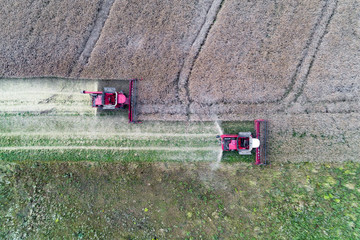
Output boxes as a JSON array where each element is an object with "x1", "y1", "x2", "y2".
[{"x1": 1, "y1": 161, "x2": 359, "y2": 239}]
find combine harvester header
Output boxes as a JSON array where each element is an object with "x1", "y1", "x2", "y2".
[
  {"x1": 217, "y1": 119, "x2": 268, "y2": 165},
  {"x1": 82, "y1": 79, "x2": 139, "y2": 123},
  {"x1": 254, "y1": 119, "x2": 267, "y2": 165}
]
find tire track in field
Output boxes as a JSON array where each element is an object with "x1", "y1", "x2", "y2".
[
  {"x1": 177, "y1": 0, "x2": 226, "y2": 120},
  {"x1": 68, "y1": 0, "x2": 116, "y2": 77},
  {"x1": 0, "y1": 146, "x2": 220, "y2": 152},
  {"x1": 185, "y1": 0, "x2": 340, "y2": 117},
  {"x1": 291, "y1": 0, "x2": 338, "y2": 103},
  {"x1": 139, "y1": 0, "x2": 339, "y2": 120},
  {"x1": 282, "y1": 0, "x2": 338, "y2": 106}
]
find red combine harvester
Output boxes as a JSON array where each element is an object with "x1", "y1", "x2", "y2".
[
  {"x1": 217, "y1": 119, "x2": 268, "y2": 165},
  {"x1": 82, "y1": 79, "x2": 138, "y2": 123}
]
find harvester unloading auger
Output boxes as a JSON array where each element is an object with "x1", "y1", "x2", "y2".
[
  {"x1": 217, "y1": 119, "x2": 268, "y2": 165},
  {"x1": 82, "y1": 79, "x2": 138, "y2": 123}
]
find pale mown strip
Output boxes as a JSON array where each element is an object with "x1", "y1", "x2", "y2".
[
  {"x1": 0, "y1": 115, "x2": 219, "y2": 134},
  {"x1": 0, "y1": 132, "x2": 215, "y2": 138},
  {"x1": 0, "y1": 148, "x2": 221, "y2": 162},
  {"x1": 0, "y1": 134, "x2": 219, "y2": 148},
  {"x1": 0, "y1": 146, "x2": 219, "y2": 151}
]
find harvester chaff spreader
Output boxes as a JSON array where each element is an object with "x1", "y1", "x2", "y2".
[
  {"x1": 217, "y1": 119, "x2": 268, "y2": 165},
  {"x1": 82, "y1": 79, "x2": 138, "y2": 123}
]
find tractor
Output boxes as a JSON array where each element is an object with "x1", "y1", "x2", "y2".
[
  {"x1": 217, "y1": 119, "x2": 268, "y2": 165},
  {"x1": 82, "y1": 79, "x2": 138, "y2": 123}
]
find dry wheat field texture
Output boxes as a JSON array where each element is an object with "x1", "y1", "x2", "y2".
[{"x1": 0, "y1": 0, "x2": 359, "y2": 239}]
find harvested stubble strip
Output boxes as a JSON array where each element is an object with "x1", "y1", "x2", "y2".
[
  {"x1": 0, "y1": 115, "x2": 220, "y2": 134},
  {"x1": 0, "y1": 134, "x2": 219, "y2": 148},
  {"x1": 0, "y1": 148, "x2": 221, "y2": 162}
]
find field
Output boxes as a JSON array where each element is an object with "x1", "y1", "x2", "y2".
[
  {"x1": 0, "y1": 0, "x2": 359, "y2": 238},
  {"x1": 1, "y1": 0, "x2": 358, "y2": 120}
]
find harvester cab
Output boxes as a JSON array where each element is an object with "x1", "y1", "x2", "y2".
[
  {"x1": 217, "y1": 119, "x2": 268, "y2": 165},
  {"x1": 82, "y1": 79, "x2": 139, "y2": 123}
]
